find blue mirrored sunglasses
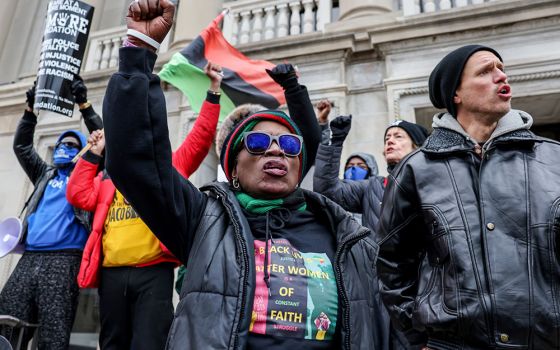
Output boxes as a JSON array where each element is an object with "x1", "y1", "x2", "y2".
[{"x1": 242, "y1": 131, "x2": 303, "y2": 157}]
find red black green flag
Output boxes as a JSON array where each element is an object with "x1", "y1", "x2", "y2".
[{"x1": 159, "y1": 12, "x2": 286, "y2": 121}]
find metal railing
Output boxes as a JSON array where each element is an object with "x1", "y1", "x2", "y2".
[{"x1": 0, "y1": 315, "x2": 39, "y2": 350}]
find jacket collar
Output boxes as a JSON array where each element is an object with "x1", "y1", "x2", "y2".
[
  {"x1": 201, "y1": 181, "x2": 369, "y2": 246},
  {"x1": 424, "y1": 109, "x2": 536, "y2": 155}
]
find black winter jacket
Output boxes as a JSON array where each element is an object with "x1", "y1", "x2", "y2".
[
  {"x1": 314, "y1": 142, "x2": 423, "y2": 350},
  {"x1": 168, "y1": 182, "x2": 379, "y2": 350},
  {"x1": 103, "y1": 47, "x2": 382, "y2": 350},
  {"x1": 377, "y1": 111, "x2": 560, "y2": 349},
  {"x1": 314, "y1": 143, "x2": 385, "y2": 234},
  {"x1": 13, "y1": 111, "x2": 93, "y2": 238}
]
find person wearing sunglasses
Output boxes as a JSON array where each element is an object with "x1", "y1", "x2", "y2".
[
  {"x1": 242, "y1": 131, "x2": 303, "y2": 156},
  {"x1": 0, "y1": 79, "x2": 103, "y2": 349},
  {"x1": 102, "y1": 1, "x2": 379, "y2": 349}
]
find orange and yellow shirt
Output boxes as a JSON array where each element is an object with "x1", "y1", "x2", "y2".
[{"x1": 102, "y1": 190, "x2": 163, "y2": 267}]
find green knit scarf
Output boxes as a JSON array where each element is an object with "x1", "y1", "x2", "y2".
[{"x1": 235, "y1": 190, "x2": 307, "y2": 214}]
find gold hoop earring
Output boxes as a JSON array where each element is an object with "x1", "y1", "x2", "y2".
[{"x1": 232, "y1": 177, "x2": 240, "y2": 189}]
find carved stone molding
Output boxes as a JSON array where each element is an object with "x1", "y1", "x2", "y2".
[
  {"x1": 392, "y1": 86, "x2": 429, "y2": 118},
  {"x1": 508, "y1": 70, "x2": 560, "y2": 82}
]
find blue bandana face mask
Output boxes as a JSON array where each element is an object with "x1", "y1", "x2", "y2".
[
  {"x1": 53, "y1": 143, "x2": 79, "y2": 166},
  {"x1": 344, "y1": 166, "x2": 368, "y2": 181}
]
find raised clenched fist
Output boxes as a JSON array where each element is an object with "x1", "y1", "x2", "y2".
[
  {"x1": 316, "y1": 100, "x2": 332, "y2": 124},
  {"x1": 126, "y1": 0, "x2": 175, "y2": 50},
  {"x1": 204, "y1": 62, "x2": 223, "y2": 92}
]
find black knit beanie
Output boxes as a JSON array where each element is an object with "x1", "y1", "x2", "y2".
[
  {"x1": 428, "y1": 45, "x2": 502, "y2": 117},
  {"x1": 384, "y1": 120, "x2": 429, "y2": 147}
]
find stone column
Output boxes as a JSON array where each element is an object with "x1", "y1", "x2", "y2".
[
  {"x1": 316, "y1": 0, "x2": 332, "y2": 31},
  {"x1": 338, "y1": 0, "x2": 392, "y2": 21},
  {"x1": 0, "y1": 0, "x2": 19, "y2": 58},
  {"x1": 0, "y1": 0, "x2": 45, "y2": 82},
  {"x1": 98, "y1": 0, "x2": 129, "y2": 29},
  {"x1": 170, "y1": 0, "x2": 224, "y2": 50},
  {"x1": 85, "y1": 0, "x2": 106, "y2": 31}
]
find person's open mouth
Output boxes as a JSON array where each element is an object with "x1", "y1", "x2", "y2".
[
  {"x1": 497, "y1": 84, "x2": 512, "y2": 100},
  {"x1": 263, "y1": 159, "x2": 288, "y2": 176}
]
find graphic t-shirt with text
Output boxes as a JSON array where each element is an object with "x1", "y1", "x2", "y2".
[
  {"x1": 102, "y1": 190, "x2": 163, "y2": 266},
  {"x1": 245, "y1": 209, "x2": 340, "y2": 350}
]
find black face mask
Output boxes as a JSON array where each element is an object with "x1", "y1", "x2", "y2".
[{"x1": 53, "y1": 143, "x2": 80, "y2": 166}]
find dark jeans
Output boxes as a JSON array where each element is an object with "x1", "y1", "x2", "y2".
[
  {"x1": 0, "y1": 250, "x2": 81, "y2": 350},
  {"x1": 98, "y1": 263, "x2": 174, "y2": 350}
]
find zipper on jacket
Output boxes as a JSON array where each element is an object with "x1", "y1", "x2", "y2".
[
  {"x1": 334, "y1": 227, "x2": 370, "y2": 350},
  {"x1": 454, "y1": 149, "x2": 494, "y2": 342},
  {"x1": 554, "y1": 217, "x2": 560, "y2": 265},
  {"x1": 213, "y1": 186, "x2": 250, "y2": 350},
  {"x1": 471, "y1": 146, "x2": 496, "y2": 344},
  {"x1": 551, "y1": 205, "x2": 560, "y2": 347}
]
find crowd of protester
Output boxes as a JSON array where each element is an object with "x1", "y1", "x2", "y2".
[{"x1": 1, "y1": 0, "x2": 560, "y2": 349}]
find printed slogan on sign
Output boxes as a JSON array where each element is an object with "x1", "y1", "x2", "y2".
[{"x1": 35, "y1": 0, "x2": 94, "y2": 117}]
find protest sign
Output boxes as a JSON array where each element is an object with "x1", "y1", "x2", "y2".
[{"x1": 35, "y1": 0, "x2": 94, "y2": 117}]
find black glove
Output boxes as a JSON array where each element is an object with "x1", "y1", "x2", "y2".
[
  {"x1": 330, "y1": 115, "x2": 352, "y2": 146},
  {"x1": 265, "y1": 63, "x2": 298, "y2": 91},
  {"x1": 82, "y1": 108, "x2": 104, "y2": 133},
  {"x1": 71, "y1": 75, "x2": 88, "y2": 104},
  {"x1": 25, "y1": 81, "x2": 36, "y2": 110}
]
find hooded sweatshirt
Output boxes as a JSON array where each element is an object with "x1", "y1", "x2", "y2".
[
  {"x1": 342, "y1": 152, "x2": 379, "y2": 223},
  {"x1": 26, "y1": 130, "x2": 89, "y2": 251},
  {"x1": 344, "y1": 152, "x2": 379, "y2": 177},
  {"x1": 432, "y1": 109, "x2": 533, "y2": 149}
]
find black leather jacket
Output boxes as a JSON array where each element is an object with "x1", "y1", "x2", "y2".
[{"x1": 377, "y1": 111, "x2": 560, "y2": 349}]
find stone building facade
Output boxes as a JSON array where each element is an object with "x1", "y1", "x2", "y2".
[{"x1": 0, "y1": 0, "x2": 559, "y2": 347}]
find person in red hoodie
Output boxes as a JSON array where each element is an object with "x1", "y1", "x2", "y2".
[{"x1": 66, "y1": 62, "x2": 223, "y2": 350}]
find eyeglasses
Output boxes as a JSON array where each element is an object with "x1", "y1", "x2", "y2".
[
  {"x1": 345, "y1": 163, "x2": 368, "y2": 171},
  {"x1": 56, "y1": 141, "x2": 81, "y2": 150},
  {"x1": 243, "y1": 131, "x2": 303, "y2": 157}
]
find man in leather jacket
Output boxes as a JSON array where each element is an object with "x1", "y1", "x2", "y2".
[{"x1": 376, "y1": 44, "x2": 560, "y2": 349}]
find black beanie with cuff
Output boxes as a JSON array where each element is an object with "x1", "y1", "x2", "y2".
[
  {"x1": 384, "y1": 120, "x2": 429, "y2": 147},
  {"x1": 428, "y1": 45, "x2": 502, "y2": 117}
]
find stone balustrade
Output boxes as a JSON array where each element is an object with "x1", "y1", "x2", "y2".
[
  {"x1": 80, "y1": 0, "x2": 504, "y2": 72},
  {"x1": 401, "y1": 0, "x2": 499, "y2": 16},
  {"x1": 83, "y1": 25, "x2": 127, "y2": 72},
  {"x1": 222, "y1": 0, "x2": 332, "y2": 45}
]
